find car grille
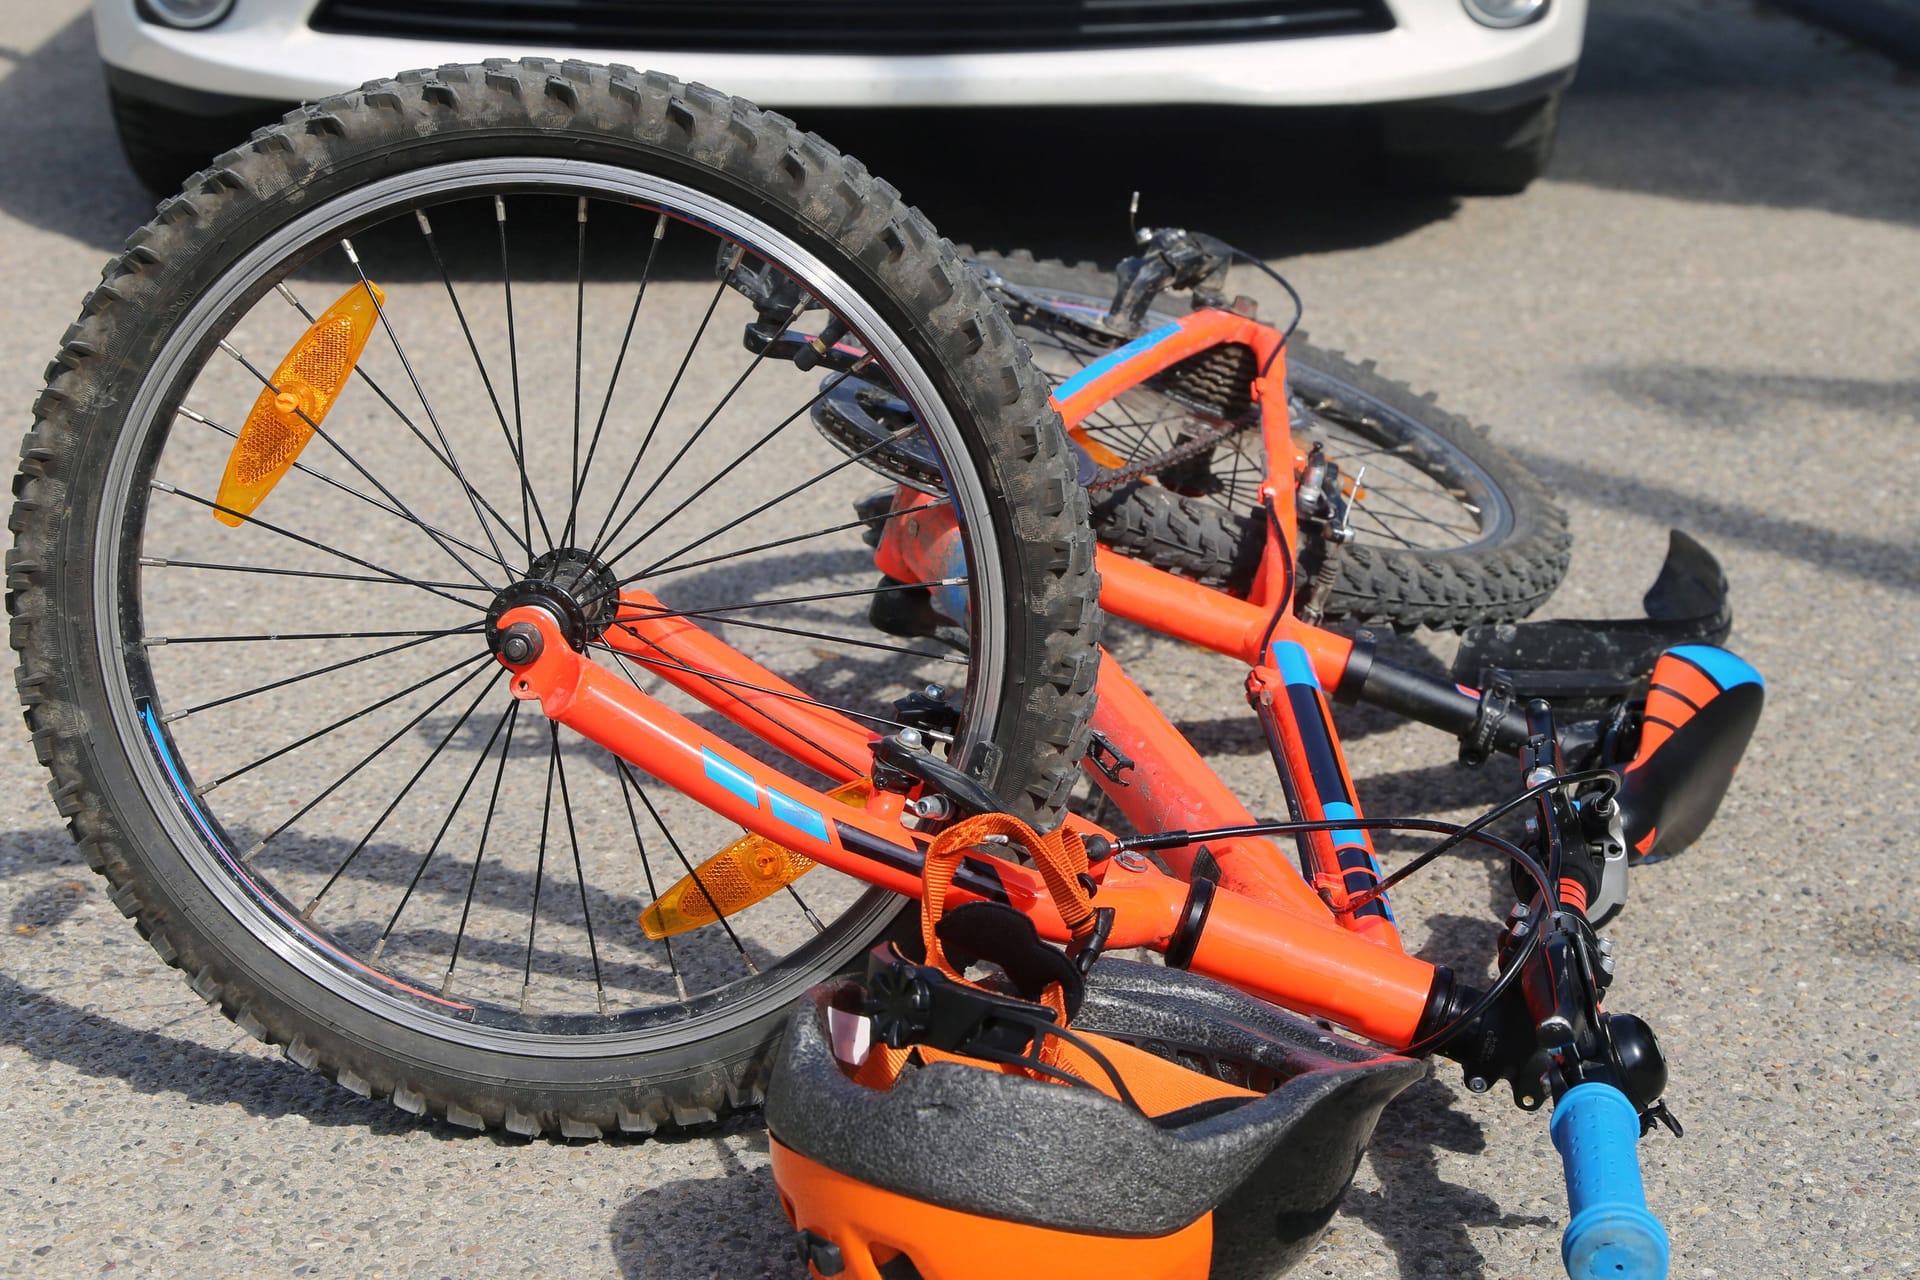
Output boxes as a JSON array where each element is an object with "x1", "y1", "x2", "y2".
[{"x1": 308, "y1": 0, "x2": 1395, "y2": 55}]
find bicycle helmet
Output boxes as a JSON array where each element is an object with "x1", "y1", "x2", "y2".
[{"x1": 765, "y1": 815, "x2": 1423, "y2": 1280}]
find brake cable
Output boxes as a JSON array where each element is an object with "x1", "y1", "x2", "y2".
[{"x1": 1098, "y1": 767, "x2": 1616, "y2": 1056}]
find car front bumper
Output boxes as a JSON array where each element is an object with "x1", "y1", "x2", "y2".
[{"x1": 98, "y1": 0, "x2": 1584, "y2": 114}]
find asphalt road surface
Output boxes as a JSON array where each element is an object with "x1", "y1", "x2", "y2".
[{"x1": 1, "y1": 1, "x2": 1917, "y2": 1277}]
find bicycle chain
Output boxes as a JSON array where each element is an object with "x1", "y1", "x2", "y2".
[{"x1": 1082, "y1": 411, "x2": 1255, "y2": 493}]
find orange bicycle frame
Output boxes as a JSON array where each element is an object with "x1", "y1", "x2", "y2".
[{"x1": 497, "y1": 306, "x2": 1446, "y2": 1050}]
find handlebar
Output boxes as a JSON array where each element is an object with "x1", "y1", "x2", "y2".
[{"x1": 1551, "y1": 1082, "x2": 1670, "y2": 1280}]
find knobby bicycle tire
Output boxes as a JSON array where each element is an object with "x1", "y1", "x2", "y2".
[
  {"x1": 968, "y1": 250, "x2": 1572, "y2": 632},
  {"x1": 10, "y1": 62, "x2": 1099, "y2": 1137}
]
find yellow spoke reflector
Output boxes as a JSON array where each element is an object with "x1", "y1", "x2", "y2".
[
  {"x1": 214, "y1": 282, "x2": 385, "y2": 527},
  {"x1": 1068, "y1": 426, "x2": 1127, "y2": 471},
  {"x1": 639, "y1": 780, "x2": 870, "y2": 940}
]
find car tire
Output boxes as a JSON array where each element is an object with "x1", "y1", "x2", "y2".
[
  {"x1": 107, "y1": 84, "x2": 274, "y2": 196},
  {"x1": 1379, "y1": 85, "x2": 1564, "y2": 196}
]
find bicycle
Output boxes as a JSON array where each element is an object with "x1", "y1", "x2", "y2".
[{"x1": 11, "y1": 61, "x2": 1760, "y2": 1278}]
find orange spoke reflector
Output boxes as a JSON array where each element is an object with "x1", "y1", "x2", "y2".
[
  {"x1": 639, "y1": 780, "x2": 871, "y2": 940},
  {"x1": 214, "y1": 282, "x2": 385, "y2": 526},
  {"x1": 1067, "y1": 426, "x2": 1128, "y2": 471}
]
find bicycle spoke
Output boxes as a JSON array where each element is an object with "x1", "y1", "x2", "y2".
[
  {"x1": 1349, "y1": 501, "x2": 1421, "y2": 549},
  {"x1": 162, "y1": 624, "x2": 480, "y2": 722},
  {"x1": 552, "y1": 732, "x2": 609, "y2": 1015},
  {"x1": 585, "y1": 250, "x2": 744, "y2": 560},
  {"x1": 615, "y1": 610, "x2": 963, "y2": 667},
  {"x1": 568, "y1": 210, "x2": 668, "y2": 549},
  {"x1": 613, "y1": 751, "x2": 685, "y2": 1000},
  {"x1": 203, "y1": 651, "x2": 491, "y2": 792},
  {"x1": 635, "y1": 499, "x2": 948, "y2": 586},
  {"x1": 784, "y1": 883, "x2": 826, "y2": 934},
  {"x1": 520, "y1": 728, "x2": 561, "y2": 1012},
  {"x1": 179, "y1": 403, "x2": 514, "y2": 573},
  {"x1": 410, "y1": 211, "x2": 545, "y2": 557},
  {"x1": 270, "y1": 282, "x2": 531, "y2": 561},
  {"x1": 301, "y1": 665, "x2": 506, "y2": 915},
  {"x1": 215, "y1": 338, "x2": 509, "y2": 585},
  {"x1": 608, "y1": 576, "x2": 964, "y2": 629},
  {"x1": 368, "y1": 698, "x2": 518, "y2": 963},
  {"x1": 242, "y1": 661, "x2": 500, "y2": 863},
  {"x1": 592, "y1": 301, "x2": 797, "y2": 562},
  {"x1": 496, "y1": 195, "x2": 556, "y2": 548},
  {"x1": 602, "y1": 359, "x2": 872, "y2": 572},
  {"x1": 145, "y1": 626, "x2": 469, "y2": 646},
  {"x1": 594, "y1": 635, "x2": 947, "y2": 748},
  {"x1": 614, "y1": 758, "x2": 757, "y2": 976},
  {"x1": 153, "y1": 482, "x2": 492, "y2": 613},
  {"x1": 138, "y1": 556, "x2": 491, "y2": 596},
  {"x1": 597, "y1": 641, "x2": 866, "y2": 780},
  {"x1": 618, "y1": 418, "x2": 918, "y2": 584},
  {"x1": 444, "y1": 700, "x2": 521, "y2": 996},
  {"x1": 342, "y1": 237, "x2": 513, "y2": 576},
  {"x1": 564, "y1": 198, "x2": 589, "y2": 548},
  {"x1": 1347, "y1": 483, "x2": 1480, "y2": 540}
]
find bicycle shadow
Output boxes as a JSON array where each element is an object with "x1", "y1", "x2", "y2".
[
  {"x1": 0, "y1": 962, "x2": 422, "y2": 1133},
  {"x1": 1342, "y1": 1074, "x2": 1554, "y2": 1280},
  {"x1": 610, "y1": 1130, "x2": 796, "y2": 1280}
]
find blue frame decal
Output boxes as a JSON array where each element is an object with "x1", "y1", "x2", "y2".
[
  {"x1": 703, "y1": 747, "x2": 830, "y2": 842},
  {"x1": 702, "y1": 748, "x2": 762, "y2": 810},
  {"x1": 1052, "y1": 321, "x2": 1184, "y2": 404},
  {"x1": 767, "y1": 789, "x2": 829, "y2": 842},
  {"x1": 1270, "y1": 640, "x2": 1321, "y2": 690}
]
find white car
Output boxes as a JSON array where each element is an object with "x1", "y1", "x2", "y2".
[{"x1": 100, "y1": 0, "x2": 1584, "y2": 194}]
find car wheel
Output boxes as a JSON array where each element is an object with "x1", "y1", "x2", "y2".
[
  {"x1": 1379, "y1": 85, "x2": 1565, "y2": 196},
  {"x1": 107, "y1": 85, "x2": 274, "y2": 196}
]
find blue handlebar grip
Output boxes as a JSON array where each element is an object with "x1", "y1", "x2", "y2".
[{"x1": 1550, "y1": 1083, "x2": 1671, "y2": 1280}]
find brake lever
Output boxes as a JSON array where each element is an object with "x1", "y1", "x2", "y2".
[{"x1": 1105, "y1": 227, "x2": 1235, "y2": 334}]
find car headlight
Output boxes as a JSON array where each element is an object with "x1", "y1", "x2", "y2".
[
  {"x1": 1461, "y1": 0, "x2": 1549, "y2": 28},
  {"x1": 136, "y1": 0, "x2": 237, "y2": 30}
]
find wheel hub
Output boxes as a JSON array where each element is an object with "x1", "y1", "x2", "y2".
[{"x1": 486, "y1": 547, "x2": 620, "y2": 653}]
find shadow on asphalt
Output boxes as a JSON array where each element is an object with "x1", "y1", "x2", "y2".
[
  {"x1": 1343, "y1": 1075, "x2": 1554, "y2": 1280},
  {"x1": 1553, "y1": 0, "x2": 1920, "y2": 229},
  {"x1": 0, "y1": 16, "x2": 157, "y2": 255},
  {"x1": 610, "y1": 1131, "x2": 794, "y2": 1280},
  {"x1": 1510, "y1": 441, "x2": 1920, "y2": 596},
  {"x1": 0, "y1": 965, "x2": 422, "y2": 1131}
]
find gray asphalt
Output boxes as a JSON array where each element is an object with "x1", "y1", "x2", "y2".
[{"x1": 2, "y1": 1, "x2": 1917, "y2": 1277}]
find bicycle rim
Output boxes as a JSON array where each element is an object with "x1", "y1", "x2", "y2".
[{"x1": 93, "y1": 160, "x2": 1014, "y2": 1057}]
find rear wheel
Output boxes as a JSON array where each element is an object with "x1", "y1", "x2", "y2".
[
  {"x1": 12, "y1": 63, "x2": 1097, "y2": 1136},
  {"x1": 968, "y1": 250, "x2": 1571, "y2": 631}
]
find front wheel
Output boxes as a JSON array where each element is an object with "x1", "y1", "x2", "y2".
[
  {"x1": 968, "y1": 250, "x2": 1572, "y2": 632},
  {"x1": 13, "y1": 63, "x2": 1098, "y2": 1137}
]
